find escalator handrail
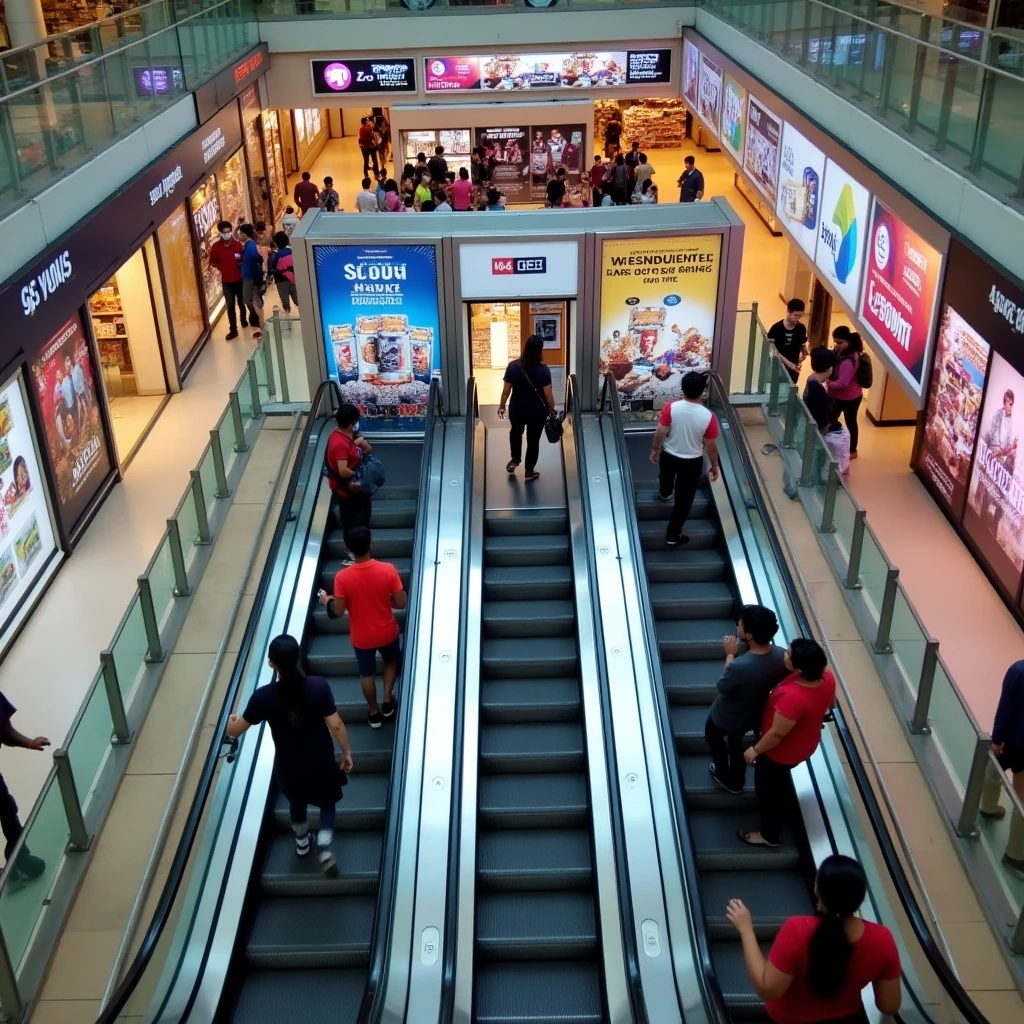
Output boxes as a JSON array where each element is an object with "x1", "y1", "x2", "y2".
[
  {"x1": 701, "y1": 371, "x2": 988, "y2": 1024},
  {"x1": 596, "y1": 373, "x2": 731, "y2": 1024}
]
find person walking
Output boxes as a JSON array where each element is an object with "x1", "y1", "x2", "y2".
[
  {"x1": 451, "y1": 167, "x2": 474, "y2": 211},
  {"x1": 634, "y1": 153, "x2": 655, "y2": 190},
  {"x1": 768, "y1": 299, "x2": 809, "y2": 383},
  {"x1": 427, "y1": 145, "x2": 448, "y2": 186},
  {"x1": 738, "y1": 638, "x2": 835, "y2": 848},
  {"x1": 590, "y1": 154, "x2": 606, "y2": 208},
  {"x1": 545, "y1": 167, "x2": 567, "y2": 208},
  {"x1": 609, "y1": 153, "x2": 629, "y2": 205},
  {"x1": 0, "y1": 693, "x2": 49, "y2": 885},
  {"x1": 358, "y1": 117, "x2": 380, "y2": 177},
  {"x1": 383, "y1": 179, "x2": 405, "y2": 213},
  {"x1": 981, "y1": 659, "x2": 1024, "y2": 876},
  {"x1": 237, "y1": 224, "x2": 263, "y2": 338},
  {"x1": 649, "y1": 371, "x2": 721, "y2": 548},
  {"x1": 227, "y1": 635, "x2": 352, "y2": 877},
  {"x1": 267, "y1": 231, "x2": 298, "y2": 313},
  {"x1": 325, "y1": 403, "x2": 373, "y2": 555},
  {"x1": 318, "y1": 526, "x2": 406, "y2": 728},
  {"x1": 726, "y1": 854, "x2": 902, "y2": 1023},
  {"x1": 206, "y1": 219, "x2": 246, "y2": 340},
  {"x1": 604, "y1": 109, "x2": 622, "y2": 159},
  {"x1": 677, "y1": 154, "x2": 705, "y2": 203},
  {"x1": 705, "y1": 605, "x2": 789, "y2": 794},
  {"x1": 293, "y1": 171, "x2": 319, "y2": 215},
  {"x1": 280, "y1": 205, "x2": 300, "y2": 236},
  {"x1": 355, "y1": 176, "x2": 379, "y2": 213},
  {"x1": 497, "y1": 334, "x2": 555, "y2": 482},
  {"x1": 318, "y1": 176, "x2": 341, "y2": 212},
  {"x1": 374, "y1": 112, "x2": 390, "y2": 166},
  {"x1": 829, "y1": 329, "x2": 865, "y2": 459}
]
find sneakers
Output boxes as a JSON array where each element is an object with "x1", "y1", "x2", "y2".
[
  {"x1": 8, "y1": 851, "x2": 46, "y2": 889},
  {"x1": 368, "y1": 711, "x2": 383, "y2": 729},
  {"x1": 319, "y1": 849, "x2": 339, "y2": 878},
  {"x1": 340, "y1": 554, "x2": 356, "y2": 567},
  {"x1": 655, "y1": 491, "x2": 672, "y2": 502},
  {"x1": 225, "y1": 330, "x2": 239, "y2": 341},
  {"x1": 295, "y1": 832, "x2": 312, "y2": 857},
  {"x1": 381, "y1": 699, "x2": 397, "y2": 720},
  {"x1": 665, "y1": 534, "x2": 689, "y2": 548},
  {"x1": 981, "y1": 805, "x2": 1007, "y2": 820},
  {"x1": 708, "y1": 762, "x2": 744, "y2": 795}
]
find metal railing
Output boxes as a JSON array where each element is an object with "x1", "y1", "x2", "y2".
[
  {"x1": 733, "y1": 313, "x2": 1024, "y2": 964},
  {"x1": 0, "y1": 355, "x2": 264, "y2": 1022},
  {"x1": 254, "y1": 309, "x2": 311, "y2": 408}
]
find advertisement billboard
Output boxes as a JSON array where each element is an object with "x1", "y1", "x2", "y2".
[
  {"x1": 743, "y1": 96, "x2": 782, "y2": 203},
  {"x1": 774, "y1": 122, "x2": 826, "y2": 261},
  {"x1": 311, "y1": 58, "x2": 416, "y2": 95},
  {"x1": 31, "y1": 316, "x2": 112, "y2": 531},
  {"x1": 698, "y1": 54, "x2": 723, "y2": 138},
  {"x1": 423, "y1": 49, "x2": 671, "y2": 92},
  {"x1": 315, "y1": 245, "x2": 442, "y2": 431},
  {"x1": 720, "y1": 74, "x2": 746, "y2": 163},
  {"x1": 917, "y1": 305, "x2": 990, "y2": 518},
  {"x1": 477, "y1": 124, "x2": 585, "y2": 205},
  {"x1": 598, "y1": 235, "x2": 722, "y2": 413},
  {"x1": 859, "y1": 198, "x2": 943, "y2": 394},
  {"x1": 814, "y1": 158, "x2": 871, "y2": 312},
  {"x1": 459, "y1": 241, "x2": 579, "y2": 300},
  {"x1": 683, "y1": 40, "x2": 700, "y2": 108}
]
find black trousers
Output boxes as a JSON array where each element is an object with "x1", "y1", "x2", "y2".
[
  {"x1": 658, "y1": 451, "x2": 704, "y2": 542},
  {"x1": 833, "y1": 395, "x2": 862, "y2": 453},
  {"x1": 0, "y1": 773, "x2": 23, "y2": 859},
  {"x1": 509, "y1": 415, "x2": 546, "y2": 473},
  {"x1": 361, "y1": 147, "x2": 380, "y2": 175},
  {"x1": 222, "y1": 280, "x2": 246, "y2": 331},
  {"x1": 755, "y1": 755, "x2": 794, "y2": 845},
  {"x1": 338, "y1": 492, "x2": 372, "y2": 546},
  {"x1": 705, "y1": 717, "x2": 748, "y2": 790}
]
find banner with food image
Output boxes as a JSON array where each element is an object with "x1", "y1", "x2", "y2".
[
  {"x1": 598, "y1": 235, "x2": 722, "y2": 415},
  {"x1": 316, "y1": 244, "x2": 442, "y2": 432},
  {"x1": 743, "y1": 95, "x2": 782, "y2": 203}
]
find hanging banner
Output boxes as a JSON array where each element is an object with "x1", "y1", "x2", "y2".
[
  {"x1": 697, "y1": 54, "x2": 723, "y2": 138},
  {"x1": 775, "y1": 121, "x2": 826, "y2": 261},
  {"x1": 743, "y1": 95, "x2": 782, "y2": 203},
  {"x1": 720, "y1": 74, "x2": 746, "y2": 163},
  {"x1": 813, "y1": 158, "x2": 871, "y2": 313}
]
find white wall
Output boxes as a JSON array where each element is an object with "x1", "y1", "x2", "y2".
[{"x1": 117, "y1": 248, "x2": 168, "y2": 396}]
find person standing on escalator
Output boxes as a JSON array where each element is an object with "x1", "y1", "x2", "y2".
[
  {"x1": 980, "y1": 659, "x2": 1024, "y2": 877},
  {"x1": 325, "y1": 404, "x2": 373, "y2": 564},
  {"x1": 498, "y1": 334, "x2": 555, "y2": 483},
  {"x1": 0, "y1": 694, "x2": 49, "y2": 886}
]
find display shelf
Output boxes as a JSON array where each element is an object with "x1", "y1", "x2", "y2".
[{"x1": 91, "y1": 309, "x2": 124, "y2": 317}]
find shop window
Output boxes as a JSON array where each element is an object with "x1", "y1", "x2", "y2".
[
  {"x1": 156, "y1": 203, "x2": 206, "y2": 367},
  {"x1": 217, "y1": 149, "x2": 251, "y2": 234},
  {"x1": 261, "y1": 110, "x2": 287, "y2": 221},
  {"x1": 191, "y1": 173, "x2": 223, "y2": 320}
]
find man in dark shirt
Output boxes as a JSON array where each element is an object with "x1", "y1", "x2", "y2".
[
  {"x1": 981, "y1": 660, "x2": 1024, "y2": 874},
  {"x1": 604, "y1": 112, "x2": 622, "y2": 158},
  {"x1": 0, "y1": 692, "x2": 49, "y2": 885},
  {"x1": 804, "y1": 346, "x2": 837, "y2": 432},
  {"x1": 677, "y1": 155, "x2": 705, "y2": 203},
  {"x1": 546, "y1": 167, "x2": 567, "y2": 207},
  {"x1": 427, "y1": 145, "x2": 448, "y2": 186},
  {"x1": 625, "y1": 141, "x2": 641, "y2": 169},
  {"x1": 767, "y1": 298, "x2": 809, "y2": 383},
  {"x1": 293, "y1": 171, "x2": 319, "y2": 215}
]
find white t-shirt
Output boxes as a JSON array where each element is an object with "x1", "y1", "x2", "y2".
[
  {"x1": 659, "y1": 398, "x2": 720, "y2": 459},
  {"x1": 355, "y1": 189, "x2": 379, "y2": 213}
]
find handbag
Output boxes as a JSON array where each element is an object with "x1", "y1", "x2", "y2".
[{"x1": 520, "y1": 363, "x2": 563, "y2": 443}]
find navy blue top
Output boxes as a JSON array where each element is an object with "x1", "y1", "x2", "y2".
[
  {"x1": 504, "y1": 360, "x2": 552, "y2": 421},
  {"x1": 240, "y1": 239, "x2": 263, "y2": 282},
  {"x1": 993, "y1": 660, "x2": 1024, "y2": 749},
  {"x1": 0, "y1": 692, "x2": 15, "y2": 747}
]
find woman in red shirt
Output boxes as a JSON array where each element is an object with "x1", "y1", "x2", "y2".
[
  {"x1": 726, "y1": 854, "x2": 902, "y2": 1024},
  {"x1": 739, "y1": 638, "x2": 834, "y2": 848}
]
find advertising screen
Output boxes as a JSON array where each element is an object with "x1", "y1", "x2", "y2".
[
  {"x1": 0, "y1": 372, "x2": 58, "y2": 634},
  {"x1": 598, "y1": 235, "x2": 722, "y2": 413},
  {"x1": 311, "y1": 58, "x2": 416, "y2": 95},
  {"x1": 720, "y1": 74, "x2": 746, "y2": 163},
  {"x1": 743, "y1": 96, "x2": 782, "y2": 203},
  {"x1": 316, "y1": 245, "x2": 441, "y2": 431},
  {"x1": 478, "y1": 124, "x2": 585, "y2": 205},
  {"x1": 31, "y1": 316, "x2": 112, "y2": 531},
  {"x1": 917, "y1": 305, "x2": 990, "y2": 518},
  {"x1": 424, "y1": 49, "x2": 670, "y2": 92},
  {"x1": 814, "y1": 158, "x2": 871, "y2": 312},
  {"x1": 774, "y1": 122, "x2": 826, "y2": 260},
  {"x1": 132, "y1": 65, "x2": 184, "y2": 97},
  {"x1": 962, "y1": 351, "x2": 1024, "y2": 596},
  {"x1": 698, "y1": 55, "x2": 723, "y2": 138},
  {"x1": 859, "y1": 198, "x2": 943, "y2": 394},
  {"x1": 683, "y1": 40, "x2": 700, "y2": 108}
]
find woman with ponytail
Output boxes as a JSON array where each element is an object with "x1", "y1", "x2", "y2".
[
  {"x1": 228, "y1": 634, "x2": 353, "y2": 877},
  {"x1": 726, "y1": 855, "x2": 902, "y2": 1023}
]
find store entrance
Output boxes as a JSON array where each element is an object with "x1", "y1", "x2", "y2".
[{"x1": 468, "y1": 300, "x2": 570, "y2": 405}]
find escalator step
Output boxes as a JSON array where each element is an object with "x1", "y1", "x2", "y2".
[
  {"x1": 481, "y1": 678, "x2": 581, "y2": 723},
  {"x1": 480, "y1": 723, "x2": 585, "y2": 773},
  {"x1": 325, "y1": 676, "x2": 376, "y2": 722},
  {"x1": 677, "y1": 755, "x2": 756, "y2": 808},
  {"x1": 474, "y1": 962, "x2": 604, "y2": 1024},
  {"x1": 246, "y1": 895, "x2": 376, "y2": 968},
  {"x1": 485, "y1": 509, "x2": 568, "y2": 536},
  {"x1": 273, "y1": 772, "x2": 389, "y2": 832},
  {"x1": 367, "y1": 499, "x2": 418, "y2": 529},
  {"x1": 670, "y1": 705, "x2": 746, "y2": 754},
  {"x1": 637, "y1": 518, "x2": 717, "y2": 550},
  {"x1": 648, "y1": 581, "x2": 735, "y2": 619},
  {"x1": 643, "y1": 548, "x2": 727, "y2": 583},
  {"x1": 478, "y1": 773, "x2": 589, "y2": 828},
  {"x1": 482, "y1": 637, "x2": 577, "y2": 679},
  {"x1": 662, "y1": 659, "x2": 725, "y2": 705},
  {"x1": 483, "y1": 564, "x2": 572, "y2": 600},
  {"x1": 482, "y1": 599, "x2": 576, "y2": 639},
  {"x1": 327, "y1": 526, "x2": 413, "y2": 560},
  {"x1": 260, "y1": 831, "x2": 382, "y2": 896},
  {"x1": 689, "y1": 809, "x2": 801, "y2": 870},
  {"x1": 657, "y1": 618, "x2": 738, "y2": 660},
  {"x1": 478, "y1": 828, "x2": 592, "y2": 891},
  {"x1": 484, "y1": 534, "x2": 570, "y2": 567},
  {"x1": 634, "y1": 490, "x2": 710, "y2": 521},
  {"x1": 475, "y1": 892, "x2": 597, "y2": 960},
  {"x1": 230, "y1": 967, "x2": 367, "y2": 1024},
  {"x1": 306, "y1": 635, "x2": 405, "y2": 680},
  {"x1": 711, "y1": 939, "x2": 773, "y2": 1021},
  {"x1": 311, "y1": 604, "x2": 406, "y2": 635},
  {"x1": 321, "y1": 556, "x2": 411, "y2": 592},
  {"x1": 700, "y1": 871, "x2": 815, "y2": 939}
]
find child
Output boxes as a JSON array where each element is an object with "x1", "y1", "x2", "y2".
[
  {"x1": 281, "y1": 206, "x2": 299, "y2": 236},
  {"x1": 823, "y1": 403, "x2": 851, "y2": 476}
]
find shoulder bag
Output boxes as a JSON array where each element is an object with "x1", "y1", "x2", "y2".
[{"x1": 520, "y1": 362, "x2": 563, "y2": 443}]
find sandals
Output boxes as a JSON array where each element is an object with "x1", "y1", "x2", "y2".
[
  {"x1": 506, "y1": 460, "x2": 520, "y2": 474},
  {"x1": 737, "y1": 830, "x2": 780, "y2": 848}
]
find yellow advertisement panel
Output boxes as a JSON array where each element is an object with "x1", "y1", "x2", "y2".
[{"x1": 598, "y1": 234, "x2": 722, "y2": 413}]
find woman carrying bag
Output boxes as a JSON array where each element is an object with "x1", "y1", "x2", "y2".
[{"x1": 498, "y1": 335, "x2": 556, "y2": 482}]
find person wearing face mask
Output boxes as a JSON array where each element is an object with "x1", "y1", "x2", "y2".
[{"x1": 206, "y1": 220, "x2": 246, "y2": 340}]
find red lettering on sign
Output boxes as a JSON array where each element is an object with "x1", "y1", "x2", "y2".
[{"x1": 234, "y1": 51, "x2": 264, "y2": 85}]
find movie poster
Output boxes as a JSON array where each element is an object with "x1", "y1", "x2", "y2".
[
  {"x1": 683, "y1": 40, "x2": 700, "y2": 108},
  {"x1": 698, "y1": 54, "x2": 723, "y2": 138},
  {"x1": 598, "y1": 235, "x2": 722, "y2": 414},
  {"x1": 963, "y1": 351, "x2": 1024, "y2": 596},
  {"x1": 720, "y1": 75, "x2": 746, "y2": 163},
  {"x1": 528, "y1": 125, "x2": 584, "y2": 201},
  {"x1": 32, "y1": 316, "x2": 112, "y2": 530},
  {"x1": 917, "y1": 305, "x2": 990, "y2": 518},
  {"x1": 316, "y1": 245, "x2": 441, "y2": 432},
  {"x1": 478, "y1": 126, "x2": 529, "y2": 203},
  {"x1": 743, "y1": 96, "x2": 782, "y2": 203}
]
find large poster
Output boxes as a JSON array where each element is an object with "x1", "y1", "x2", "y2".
[
  {"x1": 190, "y1": 174, "x2": 222, "y2": 318},
  {"x1": 743, "y1": 96, "x2": 782, "y2": 203},
  {"x1": 917, "y1": 305, "x2": 990, "y2": 518},
  {"x1": 775, "y1": 122, "x2": 826, "y2": 261},
  {"x1": 963, "y1": 352, "x2": 1024, "y2": 596},
  {"x1": 814, "y1": 158, "x2": 871, "y2": 312},
  {"x1": 32, "y1": 316, "x2": 112, "y2": 530},
  {"x1": 859, "y1": 199, "x2": 942, "y2": 394},
  {"x1": 720, "y1": 74, "x2": 746, "y2": 162},
  {"x1": 683, "y1": 40, "x2": 700, "y2": 108},
  {"x1": 598, "y1": 235, "x2": 722, "y2": 412},
  {"x1": 316, "y1": 245, "x2": 441, "y2": 431},
  {"x1": 479, "y1": 124, "x2": 586, "y2": 205},
  {"x1": 698, "y1": 54, "x2": 723, "y2": 138},
  {"x1": 0, "y1": 373, "x2": 58, "y2": 633}
]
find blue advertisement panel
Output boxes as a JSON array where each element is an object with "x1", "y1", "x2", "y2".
[{"x1": 315, "y1": 244, "x2": 441, "y2": 431}]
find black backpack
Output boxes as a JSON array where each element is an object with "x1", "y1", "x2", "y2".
[{"x1": 856, "y1": 352, "x2": 873, "y2": 389}]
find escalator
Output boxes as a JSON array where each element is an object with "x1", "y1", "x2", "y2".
[{"x1": 225, "y1": 441, "x2": 422, "y2": 1022}]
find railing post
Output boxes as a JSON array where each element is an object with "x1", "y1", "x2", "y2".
[
  {"x1": 0, "y1": 929, "x2": 24, "y2": 1023},
  {"x1": 229, "y1": 391, "x2": 248, "y2": 452},
  {"x1": 955, "y1": 736, "x2": 991, "y2": 838},
  {"x1": 757, "y1": 324, "x2": 771, "y2": 394},
  {"x1": 247, "y1": 358, "x2": 263, "y2": 417},
  {"x1": 166, "y1": 518, "x2": 190, "y2": 597},
  {"x1": 845, "y1": 509, "x2": 866, "y2": 589},
  {"x1": 767, "y1": 358, "x2": 783, "y2": 415},
  {"x1": 933, "y1": 58, "x2": 959, "y2": 152},
  {"x1": 820, "y1": 461, "x2": 839, "y2": 532},
  {"x1": 53, "y1": 749, "x2": 92, "y2": 852},
  {"x1": 209, "y1": 428, "x2": 230, "y2": 498},
  {"x1": 260, "y1": 333, "x2": 277, "y2": 398},
  {"x1": 137, "y1": 577, "x2": 164, "y2": 663},
  {"x1": 190, "y1": 469, "x2": 212, "y2": 544},
  {"x1": 782, "y1": 386, "x2": 798, "y2": 447},
  {"x1": 273, "y1": 311, "x2": 291, "y2": 403},
  {"x1": 100, "y1": 650, "x2": 132, "y2": 744},
  {"x1": 909, "y1": 639, "x2": 939, "y2": 734},
  {"x1": 799, "y1": 421, "x2": 817, "y2": 485},
  {"x1": 743, "y1": 302, "x2": 759, "y2": 394},
  {"x1": 873, "y1": 567, "x2": 900, "y2": 653}
]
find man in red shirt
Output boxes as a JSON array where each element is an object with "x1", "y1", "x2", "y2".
[
  {"x1": 589, "y1": 154, "x2": 606, "y2": 207},
  {"x1": 293, "y1": 172, "x2": 319, "y2": 215},
  {"x1": 325, "y1": 403, "x2": 372, "y2": 560},
  {"x1": 318, "y1": 526, "x2": 406, "y2": 728},
  {"x1": 206, "y1": 220, "x2": 246, "y2": 339},
  {"x1": 357, "y1": 117, "x2": 380, "y2": 177}
]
